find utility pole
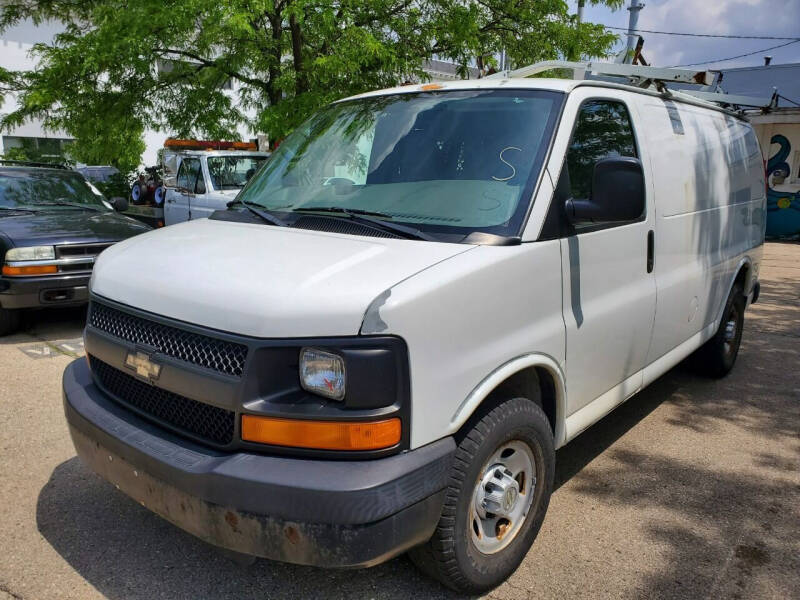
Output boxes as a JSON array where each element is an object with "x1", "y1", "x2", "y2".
[
  {"x1": 571, "y1": 0, "x2": 585, "y2": 61},
  {"x1": 625, "y1": 0, "x2": 645, "y2": 63}
]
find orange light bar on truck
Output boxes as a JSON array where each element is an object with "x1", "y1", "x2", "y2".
[
  {"x1": 241, "y1": 415, "x2": 402, "y2": 451},
  {"x1": 2, "y1": 264, "x2": 58, "y2": 276},
  {"x1": 164, "y1": 138, "x2": 258, "y2": 151}
]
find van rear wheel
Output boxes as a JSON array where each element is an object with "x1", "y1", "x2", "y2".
[
  {"x1": 692, "y1": 283, "x2": 745, "y2": 378},
  {"x1": 409, "y1": 397, "x2": 554, "y2": 594}
]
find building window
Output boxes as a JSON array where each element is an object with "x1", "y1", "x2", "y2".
[{"x1": 1, "y1": 136, "x2": 73, "y2": 160}]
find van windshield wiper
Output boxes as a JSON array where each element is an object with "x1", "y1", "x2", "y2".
[
  {"x1": 227, "y1": 199, "x2": 289, "y2": 227},
  {"x1": 292, "y1": 206, "x2": 436, "y2": 241}
]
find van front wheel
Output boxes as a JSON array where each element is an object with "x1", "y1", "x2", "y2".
[{"x1": 409, "y1": 398, "x2": 554, "y2": 594}]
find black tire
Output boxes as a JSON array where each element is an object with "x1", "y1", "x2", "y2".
[
  {"x1": 0, "y1": 306, "x2": 21, "y2": 336},
  {"x1": 409, "y1": 397, "x2": 555, "y2": 594},
  {"x1": 691, "y1": 283, "x2": 745, "y2": 378}
]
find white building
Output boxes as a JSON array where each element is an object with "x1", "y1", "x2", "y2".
[{"x1": 0, "y1": 38, "x2": 73, "y2": 159}]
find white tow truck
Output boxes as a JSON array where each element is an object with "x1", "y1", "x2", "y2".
[
  {"x1": 162, "y1": 140, "x2": 270, "y2": 225},
  {"x1": 124, "y1": 139, "x2": 270, "y2": 227}
]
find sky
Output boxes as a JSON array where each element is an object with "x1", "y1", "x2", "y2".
[
  {"x1": 1, "y1": 1, "x2": 799, "y2": 70},
  {"x1": 581, "y1": 0, "x2": 800, "y2": 69}
]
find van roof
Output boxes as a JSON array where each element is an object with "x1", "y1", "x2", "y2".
[
  {"x1": 342, "y1": 77, "x2": 577, "y2": 101},
  {"x1": 168, "y1": 150, "x2": 271, "y2": 158},
  {"x1": 341, "y1": 77, "x2": 749, "y2": 120}
]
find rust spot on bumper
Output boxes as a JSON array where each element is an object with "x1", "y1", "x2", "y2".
[
  {"x1": 68, "y1": 425, "x2": 444, "y2": 568},
  {"x1": 225, "y1": 511, "x2": 240, "y2": 532},
  {"x1": 285, "y1": 525, "x2": 300, "y2": 545}
]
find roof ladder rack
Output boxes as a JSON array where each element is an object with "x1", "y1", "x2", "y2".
[
  {"x1": 487, "y1": 60, "x2": 715, "y2": 85},
  {"x1": 486, "y1": 60, "x2": 775, "y2": 109}
]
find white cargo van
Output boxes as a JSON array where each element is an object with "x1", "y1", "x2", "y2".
[{"x1": 63, "y1": 62, "x2": 765, "y2": 593}]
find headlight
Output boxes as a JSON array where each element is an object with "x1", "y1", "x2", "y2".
[
  {"x1": 5, "y1": 246, "x2": 56, "y2": 261},
  {"x1": 299, "y1": 348, "x2": 346, "y2": 401}
]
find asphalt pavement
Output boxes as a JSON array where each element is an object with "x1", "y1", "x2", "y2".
[{"x1": 1, "y1": 242, "x2": 798, "y2": 600}]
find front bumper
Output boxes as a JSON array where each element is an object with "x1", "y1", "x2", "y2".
[
  {"x1": 63, "y1": 359, "x2": 454, "y2": 567},
  {"x1": 750, "y1": 281, "x2": 761, "y2": 305},
  {"x1": 0, "y1": 273, "x2": 90, "y2": 309}
]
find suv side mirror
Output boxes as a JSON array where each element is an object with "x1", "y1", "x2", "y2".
[
  {"x1": 195, "y1": 178, "x2": 206, "y2": 195},
  {"x1": 565, "y1": 157, "x2": 645, "y2": 224},
  {"x1": 111, "y1": 196, "x2": 129, "y2": 212}
]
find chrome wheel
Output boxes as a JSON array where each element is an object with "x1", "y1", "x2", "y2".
[{"x1": 470, "y1": 440, "x2": 536, "y2": 554}]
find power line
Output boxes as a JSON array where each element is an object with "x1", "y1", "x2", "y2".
[
  {"x1": 669, "y1": 39, "x2": 800, "y2": 67},
  {"x1": 601, "y1": 25, "x2": 800, "y2": 41}
]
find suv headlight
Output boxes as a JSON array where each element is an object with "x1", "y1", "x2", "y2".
[
  {"x1": 5, "y1": 246, "x2": 56, "y2": 261},
  {"x1": 299, "y1": 348, "x2": 346, "y2": 401}
]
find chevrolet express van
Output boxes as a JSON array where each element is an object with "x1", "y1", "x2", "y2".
[{"x1": 62, "y1": 67, "x2": 765, "y2": 593}]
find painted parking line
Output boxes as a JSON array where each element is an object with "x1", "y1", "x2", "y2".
[{"x1": 19, "y1": 337, "x2": 85, "y2": 359}]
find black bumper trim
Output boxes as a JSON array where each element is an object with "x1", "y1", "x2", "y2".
[
  {"x1": 63, "y1": 359, "x2": 454, "y2": 528},
  {"x1": 0, "y1": 274, "x2": 90, "y2": 308},
  {"x1": 751, "y1": 281, "x2": 760, "y2": 305},
  {"x1": 68, "y1": 424, "x2": 444, "y2": 567}
]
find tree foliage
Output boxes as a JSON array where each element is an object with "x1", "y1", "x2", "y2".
[{"x1": 1, "y1": 0, "x2": 619, "y2": 170}]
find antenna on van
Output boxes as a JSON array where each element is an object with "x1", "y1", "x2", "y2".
[{"x1": 486, "y1": 60, "x2": 775, "y2": 110}]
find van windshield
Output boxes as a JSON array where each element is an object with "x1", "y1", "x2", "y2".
[{"x1": 237, "y1": 89, "x2": 563, "y2": 239}]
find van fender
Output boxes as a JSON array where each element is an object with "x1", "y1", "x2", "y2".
[
  {"x1": 712, "y1": 255, "x2": 753, "y2": 332},
  {"x1": 448, "y1": 353, "x2": 567, "y2": 449}
]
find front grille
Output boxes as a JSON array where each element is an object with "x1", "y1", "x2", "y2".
[
  {"x1": 89, "y1": 302, "x2": 248, "y2": 377},
  {"x1": 56, "y1": 242, "x2": 112, "y2": 258},
  {"x1": 55, "y1": 243, "x2": 113, "y2": 274},
  {"x1": 90, "y1": 356, "x2": 235, "y2": 446},
  {"x1": 58, "y1": 262, "x2": 93, "y2": 273}
]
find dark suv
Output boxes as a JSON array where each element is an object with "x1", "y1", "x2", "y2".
[{"x1": 0, "y1": 162, "x2": 150, "y2": 335}]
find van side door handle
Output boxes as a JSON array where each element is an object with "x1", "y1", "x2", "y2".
[{"x1": 647, "y1": 229, "x2": 655, "y2": 273}]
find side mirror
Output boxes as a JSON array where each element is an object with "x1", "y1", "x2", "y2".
[
  {"x1": 565, "y1": 157, "x2": 645, "y2": 224},
  {"x1": 111, "y1": 196, "x2": 128, "y2": 212},
  {"x1": 195, "y1": 179, "x2": 206, "y2": 195}
]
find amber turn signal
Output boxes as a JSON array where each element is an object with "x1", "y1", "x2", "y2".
[
  {"x1": 2, "y1": 264, "x2": 58, "y2": 276},
  {"x1": 241, "y1": 415, "x2": 401, "y2": 451}
]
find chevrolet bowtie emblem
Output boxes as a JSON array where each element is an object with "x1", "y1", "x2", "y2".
[{"x1": 124, "y1": 351, "x2": 162, "y2": 381}]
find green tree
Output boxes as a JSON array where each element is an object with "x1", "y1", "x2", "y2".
[
  {"x1": 1, "y1": 0, "x2": 619, "y2": 168},
  {"x1": 0, "y1": 65, "x2": 18, "y2": 100}
]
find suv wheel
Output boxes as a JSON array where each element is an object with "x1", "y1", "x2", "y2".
[
  {"x1": 409, "y1": 397, "x2": 555, "y2": 594},
  {"x1": 691, "y1": 283, "x2": 745, "y2": 378},
  {"x1": 0, "y1": 306, "x2": 21, "y2": 336}
]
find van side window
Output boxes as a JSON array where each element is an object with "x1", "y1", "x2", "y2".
[
  {"x1": 177, "y1": 158, "x2": 202, "y2": 193},
  {"x1": 566, "y1": 100, "x2": 637, "y2": 199}
]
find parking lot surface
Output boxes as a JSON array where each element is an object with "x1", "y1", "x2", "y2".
[{"x1": 1, "y1": 242, "x2": 798, "y2": 600}]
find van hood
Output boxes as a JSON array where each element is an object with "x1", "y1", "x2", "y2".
[{"x1": 91, "y1": 218, "x2": 473, "y2": 338}]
